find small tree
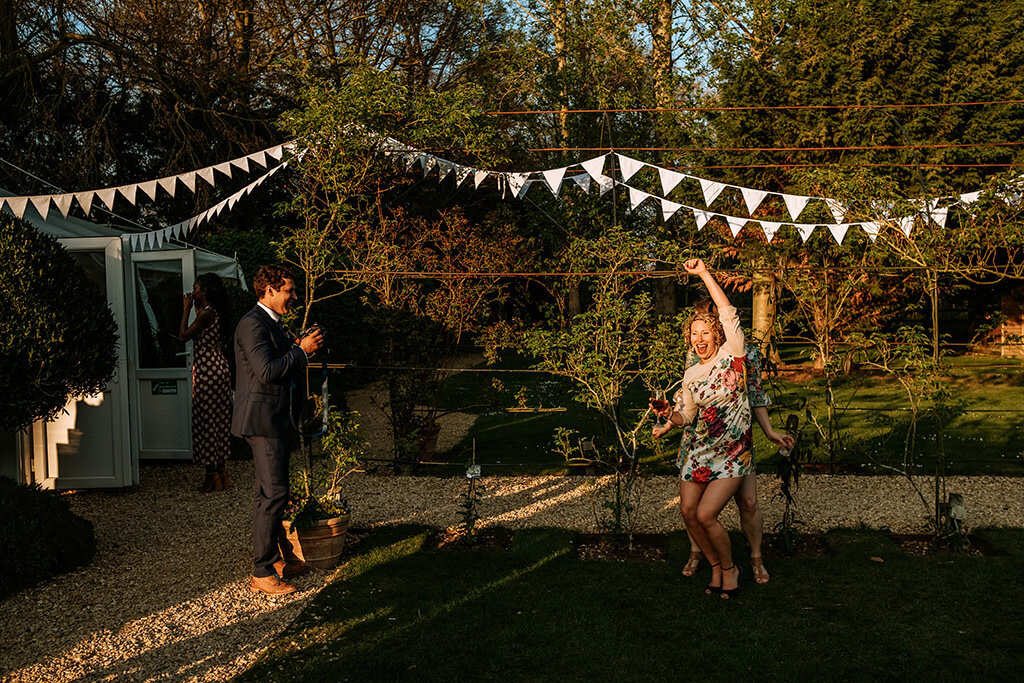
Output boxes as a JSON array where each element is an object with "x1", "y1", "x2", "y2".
[{"x1": 0, "y1": 215, "x2": 118, "y2": 432}]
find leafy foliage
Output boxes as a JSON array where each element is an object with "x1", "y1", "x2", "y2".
[
  {"x1": 286, "y1": 410, "x2": 365, "y2": 531},
  {"x1": 0, "y1": 215, "x2": 118, "y2": 432}
]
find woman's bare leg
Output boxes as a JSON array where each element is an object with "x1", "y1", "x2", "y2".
[
  {"x1": 682, "y1": 529, "x2": 703, "y2": 576},
  {"x1": 735, "y1": 473, "x2": 769, "y2": 583},
  {"x1": 697, "y1": 477, "x2": 745, "y2": 592}
]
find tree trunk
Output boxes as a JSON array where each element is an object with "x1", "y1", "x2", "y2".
[
  {"x1": 551, "y1": 0, "x2": 569, "y2": 148},
  {"x1": 654, "y1": 277, "x2": 676, "y2": 317},
  {"x1": 751, "y1": 268, "x2": 776, "y2": 357}
]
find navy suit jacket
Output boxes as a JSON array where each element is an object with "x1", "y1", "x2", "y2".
[{"x1": 230, "y1": 305, "x2": 308, "y2": 438}]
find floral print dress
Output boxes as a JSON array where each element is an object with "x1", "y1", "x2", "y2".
[{"x1": 675, "y1": 306, "x2": 753, "y2": 483}]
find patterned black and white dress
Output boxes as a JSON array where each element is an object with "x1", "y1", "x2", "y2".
[{"x1": 191, "y1": 308, "x2": 231, "y2": 466}]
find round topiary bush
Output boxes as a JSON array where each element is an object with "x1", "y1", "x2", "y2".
[
  {"x1": 0, "y1": 213, "x2": 118, "y2": 432},
  {"x1": 0, "y1": 476, "x2": 96, "y2": 599}
]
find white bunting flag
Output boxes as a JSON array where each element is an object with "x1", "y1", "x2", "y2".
[
  {"x1": 658, "y1": 167, "x2": 686, "y2": 196},
  {"x1": 422, "y1": 156, "x2": 438, "y2": 177},
  {"x1": 138, "y1": 180, "x2": 159, "y2": 201},
  {"x1": 796, "y1": 224, "x2": 816, "y2": 242},
  {"x1": 897, "y1": 215, "x2": 914, "y2": 237},
  {"x1": 959, "y1": 190, "x2": 982, "y2": 204},
  {"x1": 404, "y1": 153, "x2": 419, "y2": 171},
  {"x1": 53, "y1": 194, "x2": 74, "y2": 218},
  {"x1": 581, "y1": 155, "x2": 607, "y2": 181},
  {"x1": 506, "y1": 173, "x2": 529, "y2": 198},
  {"x1": 825, "y1": 198, "x2": 847, "y2": 224},
  {"x1": 597, "y1": 174, "x2": 614, "y2": 195},
  {"x1": 178, "y1": 172, "x2": 197, "y2": 193},
  {"x1": 248, "y1": 151, "x2": 268, "y2": 168},
  {"x1": 155, "y1": 230, "x2": 164, "y2": 248},
  {"x1": 437, "y1": 160, "x2": 453, "y2": 182},
  {"x1": 572, "y1": 173, "x2": 591, "y2": 192},
  {"x1": 627, "y1": 186, "x2": 649, "y2": 210},
  {"x1": 455, "y1": 165, "x2": 473, "y2": 188},
  {"x1": 128, "y1": 234, "x2": 138, "y2": 250},
  {"x1": 741, "y1": 187, "x2": 768, "y2": 215},
  {"x1": 30, "y1": 196, "x2": 50, "y2": 220},
  {"x1": 213, "y1": 162, "x2": 234, "y2": 179},
  {"x1": 197, "y1": 167, "x2": 216, "y2": 187},
  {"x1": 861, "y1": 221, "x2": 880, "y2": 242},
  {"x1": 230, "y1": 156, "x2": 251, "y2": 174},
  {"x1": 726, "y1": 215, "x2": 747, "y2": 237},
  {"x1": 96, "y1": 188, "x2": 118, "y2": 210},
  {"x1": 517, "y1": 179, "x2": 534, "y2": 199},
  {"x1": 266, "y1": 145, "x2": 285, "y2": 161},
  {"x1": 616, "y1": 154, "x2": 645, "y2": 182},
  {"x1": 474, "y1": 170, "x2": 489, "y2": 189},
  {"x1": 828, "y1": 223, "x2": 850, "y2": 244},
  {"x1": 699, "y1": 179, "x2": 727, "y2": 208},
  {"x1": 228, "y1": 194, "x2": 239, "y2": 210},
  {"x1": 75, "y1": 191, "x2": 95, "y2": 216},
  {"x1": 118, "y1": 184, "x2": 139, "y2": 206},
  {"x1": 661, "y1": 198, "x2": 682, "y2": 222},
  {"x1": 930, "y1": 206, "x2": 948, "y2": 228},
  {"x1": 692, "y1": 208, "x2": 712, "y2": 231},
  {"x1": 759, "y1": 221, "x2": 782, "y2": 242},
  {"x1": 542, "y1": 167, "x2": 567, "y2": 196},
  {"x1": 782, "y1": 194, "x2": 810, "y2": 221},
  {"x1": 6, "y1": 196, "x2": 27, "y2": 219}
]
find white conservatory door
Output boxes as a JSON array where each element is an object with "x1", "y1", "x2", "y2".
[
  {"x1": 36, "y1": 237, "x2": 133, "y2": 489},
  {"x1": 127, "y1": 249, "x2": 195, "y2": 460}
]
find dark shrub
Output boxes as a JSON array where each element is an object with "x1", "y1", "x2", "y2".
[
  {"x1": 0, "y1": 476, "x2": 96, "y2": 600},
  {"x1": 0, "y1": 214, "x2": 118, "y2": 432}
]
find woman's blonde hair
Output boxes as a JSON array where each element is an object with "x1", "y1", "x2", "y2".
[{"x1": 688, "y1": 311, "x2": 725, "y2": 347}]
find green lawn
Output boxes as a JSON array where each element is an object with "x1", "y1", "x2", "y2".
[
  {"x1": 237, "y1": 525, "x2": 1024, "y2": 682},
  {"x1": 428, "y1": 353, "x2": 1024, "y2": 476}
]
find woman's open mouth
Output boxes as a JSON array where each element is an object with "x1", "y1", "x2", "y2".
[{"x1": 696, "y1": 343, "x2": 709, "y2": 355}]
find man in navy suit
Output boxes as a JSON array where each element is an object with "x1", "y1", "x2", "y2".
[{"x1": 232, "y1": 264, "x2": 323, "y2": 595}]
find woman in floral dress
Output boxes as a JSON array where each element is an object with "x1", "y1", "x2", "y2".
[
  {"x1": 652, "y1": 259, "x2": 789, "y2": 598},
  {"x1": 180, "y1": 273, "x2": 233, "y2": 492}
]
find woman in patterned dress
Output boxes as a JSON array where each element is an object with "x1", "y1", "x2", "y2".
[
  {"x1": 653, "y1": 300, "x2": 793, "y2": 584},
  {"x1": 652, "y1": 259, "x2": 790, "y2": 598},
  {"x1": 180, "y1": 273, "x2": 233, "y2": 493}
]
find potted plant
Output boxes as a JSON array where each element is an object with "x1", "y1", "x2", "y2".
[{"x1": 280, "y1": 409, "x2": 365, "y2": 570}]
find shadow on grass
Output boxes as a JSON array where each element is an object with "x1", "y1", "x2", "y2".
[{"x1": 237, "y1": 526, "x2": 1024, "y2": 682}]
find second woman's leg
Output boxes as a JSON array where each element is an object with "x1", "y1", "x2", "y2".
[
  {"x1": 735, "y1": 473, "x2": 768, "y2": 583},
  {"x1": 697, "y1": 477, "x2": 745, "y2": 591}
]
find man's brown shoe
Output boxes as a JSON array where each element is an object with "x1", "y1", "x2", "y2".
[
  {"x1": 273, "y1": 560, "x2": 310, "y2": 580},
  {"x1": 249, "y1": 574, "x2": 297, "y2": 595}
]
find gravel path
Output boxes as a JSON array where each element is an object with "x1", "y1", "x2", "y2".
[{"x1": 2, "y1": 463, "x2": 1022, "y2": 682}]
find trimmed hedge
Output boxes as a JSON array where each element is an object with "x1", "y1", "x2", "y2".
[{"x1": 0, "y1": 476, "x2": 96, "y2": 600}]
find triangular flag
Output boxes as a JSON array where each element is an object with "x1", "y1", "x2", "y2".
[
  {"x1": 782, "y1": 194, "x2": 809, "y2": 221},
  {"x1": 542, "y1": 167, "x2": 567, "y2": 196},
  {"x1": 213, "y1": 162, "x2": 233, "y2": 179},
  {"x1": 118, "y1": 184, "x2": 139, "y2": 206},
  {"x1": 96, "y1": 188, "x2": 118, "y2": 210},
  {"x1": 506, "y1": 173, "x2": 529, "y2": 198},
  {"x1": 627, "y1": 186, "x2": 649, "y2": 210},
  {"x1": 474, "y1": 170, "x2": 489, "y2": 189},
  {"x1": 726, "y1": 215, "x2": 747, "y2": 237},
  {"x1": 930, "y1": 206, "x2": 948, "y2": 228},
  {"x1": 155, "y1": 230, "x2": 164, "y2": 248},
  {"x1": 128, "y1": 234, "x2": 139, "y2": 250},
  {"x1": 616, "y1": 154, "x2": 645, "y2": 182},
  {"x1": 138, "y1": 180, "x2": 158, "y2": 201},
  {"x1": 403, "y1": 153, "x2": 419, "y2": 170},
  {"x1": 596, "y1": 174, "x2": 614, "y2": 195},
  {"x1": 658, "y1": 167, "x2": 686, "y2": 196},
  {"x1": 178, "y1": 172, "x2": 197, "y2": 193},
  {"x1": 422, "y1": 156, "x2": 438, "y2": 177},
  {"x1": 571, "y1": 174, "x2": 591, "y2": 192},
  {"x1": 861, "y1": 221, "x2": 880, "y2": 242},
  {"x1": 959, "y1": 190, "x2": 981, "y2": 204},
  {"x1": 230, "y1": 156, "x2": 251, "y2": 174},
  {"x1": 699, "y1": 179, "x2": 726, "y2": 208},
  {"x1": 228, "y1": 194, "x2": 239, "y2": 210},
  {"x1": 197, "y1": 167, "x2": 216, "y2": 187},
  {"x1": 759, "y1": 221, "x2": 782, "y2": 242},
  {"x1": 796, "y1": 224, "x2": 816, "y2": 242},
  {"x1": 828, "y1": 223, "x2": 850, "y2": 244},
  {"x1": 437, "y1": 160, "x2": 453, "y2": 182},
  {"x1": 6, "y1": 196, "x2": 28, "y2": 219},
  {"x1": 248, "y1": 151, "x2": 268, "y2": 168},
  {"x1": 661, "y1": 198, "x2": 682, "y2": 222},
  {"x1": 740, "y1": 187, "x2": 768, "y2": 215},
  {"x1": 53, "y1": 194, "x2": 74, "y2": 218},
  {"x1": 825, "y1": 198, "x2": 846, "y2": 224},
  {"x1": 897, "y1": 215, "x2": 914, "y2": 237},
  {"x1": 75, "y1": 191, "x2": 95, "y2": 216},
  {"x1": 517, "y1": 179, "x2": 534, "y2": 199},
  {"x1": 692, "y1": 208, "x2": 711, "y2": 231},
  {"x1": 455, "y1": 165, "x2": 473, "y2": 188},
  {"x1": 266, "y1": 144, "x2": 285, "y2": 161},
  {"x1": 144, "y1": 232, "x2": 153, "y2": 249},
  {"x1": 30, "y1": 196, "x2": 50, "y2": 220},
  {"x1": 581, "y1": 154, "x2": 607, "y2": 181}
]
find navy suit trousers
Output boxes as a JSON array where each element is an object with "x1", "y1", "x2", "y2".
[{"x1": 249, "y1": 435, "x2": 290, "y2": 577}]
